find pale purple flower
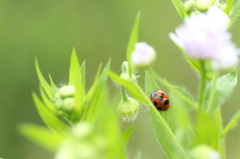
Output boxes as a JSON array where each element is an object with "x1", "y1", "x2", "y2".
[
  {"x1": 169, "y1": 6, "x2": 238, "y2": 70},
  {"x1": 131, "y1": 42, "x2": 156, "y2": 67}
]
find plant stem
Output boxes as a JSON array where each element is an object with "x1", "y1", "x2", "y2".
[
  {"x1": 207, "y1": 73, "x2": 218, "y2": 113},
  {"x1": 121, "y1": 86, "x2": 128, "y2": 102},
  {"x1": 198, "y1": 60, "x2": 206, "y2": 109}
]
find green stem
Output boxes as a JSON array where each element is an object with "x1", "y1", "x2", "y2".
[
  {"x1": 206, "y1": 73, "x2": 218, "y2": 113},
  {"x1": 198, "y1": 60, "x2": 206, "y2": 109},
  {"x1": 121, "y1": 86, "x2": 128, "y2": 102}
]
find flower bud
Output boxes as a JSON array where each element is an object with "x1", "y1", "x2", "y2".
[
  {"x1": 117, "y1": 97, "x2": 139, "y2": 122},
  {"x1": 120, "y1": 61, "x2": 137, "y2": 82},
  {"x1": 59, "y1": 85, "x2": 75, "y2": 97},
  {"x1": 131, "y1": 42, "x2": 156, "y2": 67},
  {"x1": 184, "y1": 0, "x2": 196, "y2": 14},
  {"x1": 63, "y1": 97, "x2": 75, "y2": 112},
  {"x1": 73, "y1": 122, "x2": 92, "y2": 139},
  {"x1": 196, "y1": 0, "x2": 214, "y2": 12},
  {"x1": 190, "y1": 144, "x2": 220, "y2": 159}
]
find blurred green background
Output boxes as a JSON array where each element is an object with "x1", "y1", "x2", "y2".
[{"x1": 1, "y1": 0, "x2": 240, "y2": 159}]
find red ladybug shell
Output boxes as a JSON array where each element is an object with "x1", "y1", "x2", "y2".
[{"x1": 150, "y1": 90, "x2": 170, "y2": 111}]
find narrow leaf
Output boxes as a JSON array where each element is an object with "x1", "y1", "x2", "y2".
[
  {"x1": 231, "y1": 0, "x2": 240, "y2": 18},
  {"x1": 204, "y1": 70, "x2": 237, "y2": 113},
  {"x1": 69, "y1": 48, "x2": 81, "y2": 85},
  {"x1": 84, "y1": 60, "x2": 111, "y2": 123},
  {"x1": 33, "y1": 93, "x2": 70, "y2": 136},
  {"x1": 171, "y1": 0, "x2": 188, "y2": 19},
  {"x1": 224, "y1": 0, "x2": 235, "y2": 14},
  {"x1": 126, "y1": 12, "x2": 141, "y2": 77},
  {"x1": 144, "y1": 70, "x2": 160, "y2": 95},
  {"x1": 222, "y1": 109, "x2": 240, "y2": 136},
  {"x1": 49, "y1": 74, "x2": 58, "y2": 94},
  {"x1": 122, "y1": 125, "x2": 134, "y2": 147},
  {"x1": 35, "y1": 59, "x2": 53, "y2": 99},
  {"x1": 19, "y1": 124, "x2": 64, "y2": 152},
  {"x1": 80, "y1": 61, "x2": 86, "y2": 92},
  {"x1": 39, "y1": 86, "x2": 58, "y2": 114}
]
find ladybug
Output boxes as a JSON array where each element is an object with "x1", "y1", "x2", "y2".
[{"x1": 150, "y1": 90, "x2": 170, "y2": 111}]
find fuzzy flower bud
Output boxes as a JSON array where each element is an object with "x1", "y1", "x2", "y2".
[
  {"x1": 59, "y1": 85, "x2": 75, "y2": 97},
  {"x1": 73, "y1": 122, "x2": 92, "y2": 139},
  {"x1": 131, "y1": 42, "x2": 156, "y2": 67},
  {"x1": 63, "y1": 97, "x2": 75, "y2": 112},
  {"x1": 184, "y1": 0, "x2": 196, "y2": 14},
  {"x1": 120, "y1": 61, "x2": 137, "y2": 82},
  {"x1": 117, "y1": 97, "x2": 139, "y2": 122},
  {"x1": 190, "y1": 144, "x2": 220, "y2": 159},
  {"x1": 196, "y1": 0, "x2": 214, "y2": 12}
]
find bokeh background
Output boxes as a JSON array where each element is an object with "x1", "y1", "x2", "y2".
[{"x1": 1, "y1": 0, "x2": 240, "y2": 159}]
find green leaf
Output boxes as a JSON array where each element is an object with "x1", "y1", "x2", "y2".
[
  {"x1": 222, "y1": 109, "x2": 240, "y2": 136},
  {"x1": 71, "y1": 69, "x2": 85, "y2": 123},
  {"x1": 80, "y1": 61, "x2": 86, "y2": 92},
  {"x1": 69, "y1": 48, "x2": 81, "y2": 85},
  {"x1": 145, "y1": 70, "x2": 193, "y2": 149},
  {"x1": 49, "y1": 74, "x2": 58, "y2": 94},
  {"x1": 35, "y1": 59, "x2": 53, "y2": 99},
  {"x1": 204, "y1": 70, "x2": 237, "y2": 113},
  {"x1": 122, "y1": 125, "x2": 134, "y2": 147},
  {"x1": 32, "y1": 93, "x2": 70, "y2": 136},
  {"x1": 134, "y1": 151, "x2": 142, "y2": 159},
  {"x1": 194, "y1": 111, "x2": 219, "y2": 150},
  {"x1": 224, "y1": 0, "x2": 235, "y2": 14},
  {"x1": 144, "y1": 70, "x2": 160, "y2": 95},
  {"x1": 86, "y1": 63, "x2": 102, "y2": 101},
  {"x1": 171, "y1": 0, "x2": 188, "y2": 19},
  {"x1": 98, "y1": 90, "x2": 127, "y2": 159},
  {"x1": 230, "y1": 0, "x2": 240, "y2": 18},
  {"x1": 126, "y1": 12, "x2": 141, "y2": 77},
  {"x1": 19, "y1": 124, "x2": 64, "y2": 152},
  {"x1": 39, "y1": 86, "x2": 58, "y2": 114},
  {"x1": 108, "y1": 70, "x2": 189, "y2": 159},
  {"x1": 84, "y1": 60, "x2": 111, "y2": 123}
]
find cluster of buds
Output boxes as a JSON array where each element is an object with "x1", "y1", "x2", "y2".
[
  {"x1": 184, "y1": 0, "x2": 226, "y2": 14},
  {"x1": 53, "y1": 85, "x2": 75, "y2": 116}
]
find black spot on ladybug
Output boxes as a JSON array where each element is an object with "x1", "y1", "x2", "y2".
[
  {"x1": 158, "y1": 96, "x2": 164, "y2": 101},
  {"x1": 153, "y1": 101, "x2": 158, "y2": 106},
  {"x1": 161, "y1": 92, "x2": 165, "y2": 95},
  {"x1": 164, "y1": 100, "x2": 169, "y2": 106},
  {"x1": 157, "y1": 107, "x2": 162, "y2": 110}
]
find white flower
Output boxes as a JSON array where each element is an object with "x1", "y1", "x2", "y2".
[
  {"x1": 131, "y1": 42, "x2": 156, "y2": 67},
  {"x1": 170, "y1": 6, "x2": 238, "y2": 70},
  {"x1": 211, "y1": 45, "x2": 239, "y2": 71}
]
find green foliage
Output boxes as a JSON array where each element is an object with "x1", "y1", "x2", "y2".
[
  {"x1": 19, "y1": 124, "x2": 64, "y2": 152},
  {"x1": 171, "y1": 0, "x2": 188, "y2": 19},
  {"x1": 224, "y1": 0, "x2": 234, "y2": 14},
  {"x1": 126, "y1": 12, "x2": 141, "y2": 77},
  {"x1": 230, "y1": 0, "x2": 240, "y2": 19},
  {"x1": 204, "y1": 70, "x2": 237, "y2": 113}
]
